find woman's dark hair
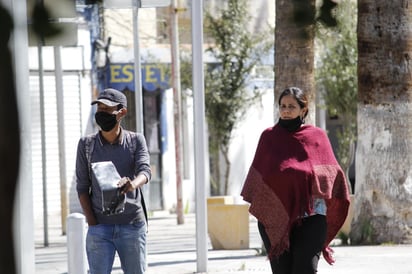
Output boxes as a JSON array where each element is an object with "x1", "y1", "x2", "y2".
[{"x1": 278, "y1": 87, "x2": 309, "y2": 118}]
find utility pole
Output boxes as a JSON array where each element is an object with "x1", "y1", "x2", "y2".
[
  {"x1": 170, "y1": 0, "x2": 184, "y2": 225},
  {"x1": 54, "y1": 45, "x2": 68, "y2": 235},
  {"x1": 192, "y1": 0, "x2": 208, "y2": 271}
]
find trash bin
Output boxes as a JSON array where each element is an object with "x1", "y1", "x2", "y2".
[{"x1": 207, "y1": 196, "x2": 249, "y2": 250}]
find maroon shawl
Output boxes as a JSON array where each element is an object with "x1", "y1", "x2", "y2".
[{"x1": 241, "y1": 124, "x2": 350, "y2": 264}]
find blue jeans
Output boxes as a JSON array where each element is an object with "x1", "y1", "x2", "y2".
[{"x1": 86, "y1": 221, "x2": 147, "y2": 274}]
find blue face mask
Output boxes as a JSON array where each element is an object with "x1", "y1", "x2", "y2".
[
  {"x1": 95, "y1": 111, "x2": 118, "y2": 131},
  {"x1": 278, "y1": 116, "x2": 303, "y2": 132}
]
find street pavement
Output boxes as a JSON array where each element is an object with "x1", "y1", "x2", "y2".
[{"x1": 35, "y1": 213, "x2": 412, "y2": 274}]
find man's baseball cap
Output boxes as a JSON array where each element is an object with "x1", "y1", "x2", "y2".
[{"x1": 91, "y1": 88, "x2": 127, "y2": 108}]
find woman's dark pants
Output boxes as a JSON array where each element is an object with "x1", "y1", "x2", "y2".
[{"x1": 258, "y1": 214, "x2": 327, "y2": 274}]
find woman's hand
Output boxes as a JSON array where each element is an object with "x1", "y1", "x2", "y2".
[{"x1": 322, "y1": 246, "x2": 335, "y2": 265}]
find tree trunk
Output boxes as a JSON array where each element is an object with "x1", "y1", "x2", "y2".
[
  {"x1": 221, "y1": 146, "x2": 231, "y2": 195},
  {"x1": 275, "y1": 0, "x2": 316, "y2": 124},
  {"x1": 210, "y1": 147, "x2": 220, "y2": 196},
  {"x1": 351, "y1": 0, "x2": 412, "y2": 244}
]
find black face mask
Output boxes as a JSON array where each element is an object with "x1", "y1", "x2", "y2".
[
  {"x1": 95, "y1": 111, "x2": 118, "y2": 132},
  {"x1": 278, "y1": 116, "x2": 303, "y2": 132}
]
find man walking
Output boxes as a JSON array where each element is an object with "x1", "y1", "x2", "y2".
[{"x1": 75, "y1": 88, "x2": 151, "y2": 274}]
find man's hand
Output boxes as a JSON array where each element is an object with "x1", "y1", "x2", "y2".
[
  {"x1": 118, "y1": 177, "x2": 135, "y2": 194},
  {"x1": 78, "y1": 193, "x2": 98, "y2": 226},
  {"x1": 118, "y1": 174, "x2": 148, "y2": 195}
]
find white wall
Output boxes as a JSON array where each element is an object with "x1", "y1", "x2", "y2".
[
  {"x1": 161, "y1": 87, "x2": 274, "y2": 211},
  {"x1": 161, "y1": 89, "x2": 197, "y2": 213},
  {"x1": 228, "y1": 89, "x2": 275, "y2": 196}
]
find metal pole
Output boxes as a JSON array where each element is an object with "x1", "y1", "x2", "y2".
[
  {"x1": 170, "y1": 0, "x2": 184, "y2": 225},
  {"x1": 132, "y1": 0, "x2": 151, "y2": 231},
  {"x1": 54, "y1": 46, "x2": 68, "y2": 235},
  {"x1": 38, "y1": 41, "x2": 49, "y2": 247},
  {"x1": 133, "y1": 0, "x2": 144, "y2": 134},
  {"x1": 191, "y1": 0, "x2": 208, "y2": 272}
]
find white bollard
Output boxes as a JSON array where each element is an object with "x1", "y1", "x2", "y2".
[{"x1": 67, "y1": 213, "x2": 88, "y2": 274}]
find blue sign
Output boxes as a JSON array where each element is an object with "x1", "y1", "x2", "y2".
[{"x1": 107, "y1": 63, "x2": 170, "y2": 92}]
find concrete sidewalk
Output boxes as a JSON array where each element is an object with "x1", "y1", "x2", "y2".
[{"x1": 35, "y1": 213, "x2": 412, "y2": 274}]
